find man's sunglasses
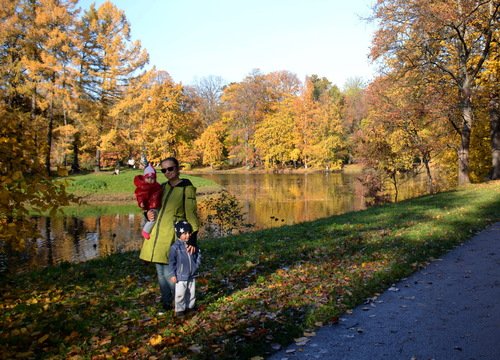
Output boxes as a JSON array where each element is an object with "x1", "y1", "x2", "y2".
[{"x1": 160, "y1": 166, "x2": 177, "y2": 173}]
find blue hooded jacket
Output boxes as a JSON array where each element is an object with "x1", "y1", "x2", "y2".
[{"x1": 167, "y1": 239, "x2": 201, "y2": 281}]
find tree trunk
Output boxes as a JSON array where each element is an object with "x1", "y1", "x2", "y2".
[
  {"x1": 490, "y1": 92, "x2": 500, "y2": 179},
  {"x1": 71, "y1": 133, "x2": 80, "y2": 173},
  {"x1": 95, "y1": 148, "x2": 101, "y2": 172},
  {"x1": 458, "y1": 77, "x2": 473, "y2": 185},
  {"x1": 390, "y1": 172, "x2": 399, "y2": 202},
  {"x1": 46, "y1": 95, "x2": 54, "y2": 176},
  {"x1": 423, "y1": 157, "x2": 434, "y2": 194},
  {"x1": 46, "y1": 112, "x2": 53, "y2": 176}
]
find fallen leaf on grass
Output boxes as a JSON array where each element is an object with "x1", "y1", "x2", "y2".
[
  {"x1": 118, "y1": 325, "x2": 128, "y2": 334},
  {"x1": 14, "y1": 352, "x2": 35, "y2": 359},
  {"x1": 64, "y1": 331, "x2": 79, "y2": 341},
  {"x1": 149, "y1": 334, "x2": 162, "y2": 346},
  {"x1": 99, "y1": 337, "x2": 112, "y2": 346},
  {"x1": 38, "y1": 334, "x2": 49, "y2": 344},
  {"x1": 188, "y1": 344, "x2": 202, "y2": 353}
]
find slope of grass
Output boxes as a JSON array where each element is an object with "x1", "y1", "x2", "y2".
[{"x1": 1, "y1": 181, "x2": 499, "y2": 359}]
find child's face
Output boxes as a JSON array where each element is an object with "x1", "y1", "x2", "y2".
[
  {"x1": 179, "y1": 232, "x2": 191, "y2": 241},
  {"x1": 144, "y1": 176, "x2": 155, "y2": 184}
]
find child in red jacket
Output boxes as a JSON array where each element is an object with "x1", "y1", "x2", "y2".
[{"x1": 134, "y1": 164, "x2": 163, "y2": 239}]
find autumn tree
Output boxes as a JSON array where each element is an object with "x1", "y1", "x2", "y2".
[
  {"x1": 313, "y1": 90, "x2": 348, "y2": 170},
  {"x1": 221, "y1": 70, "x2": 297, "y2": 167},
  {"x1": 0, "y1": 0, "x2": 81, "y2": 175},
  {"x1": 342, "y1": 77, "x2": 368, "y2": 162},
  {"x1": 195, "y1": 120, "x2": 229, "y2": 168},
  {"x1": 371, "y1": 0, "x2": 500, "y2": 185},
  {"x1": 253, "y1": 99, "x2": 297, "y2": 168},
  {"x1": 0, "y1": 107, "x2": 78, "y2": 251},
  {"x1": 479, "y1": 22, "x2": 500, "y2": 179},
  {"x1": 359, "y1": 74, "x2": 454, "y2": 195},
  {"x1": 77, "y1": 1, "x2": 148, "y2": 171},
  {"x1": 292, "y1": 77, "x2": 347, "y2": 169},
  {"x1": 111, "y1": 68, "x2": 197, "y2": 164},
  {"x1": 191, "y1": 75, "x2": 225, "y2": 127}
]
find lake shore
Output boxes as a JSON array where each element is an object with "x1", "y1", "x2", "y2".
[
  {"x1": 184, "y1": 163, "x2": 364, "y2": 175},
  {"x1": 70, "y1": 164, "x2": 364, "y2": 204}
]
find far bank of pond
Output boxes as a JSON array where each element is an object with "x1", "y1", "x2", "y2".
[{"x1": 6, "y1": 170, "x2": 431, "y2": 273}]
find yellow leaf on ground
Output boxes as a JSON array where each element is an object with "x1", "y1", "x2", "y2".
[
  {"x1": 149, "y1": 334, "x2": 162, "y2": 346},
  {"x1": 14, "y1": 351, "x2": 34, "y2": 359},
  {"x1": 99, "y1": 337, "x2": 112, "y2": 346},
  {"x1": 38, "y1": 334, "x2": 49, "y2": 344}
]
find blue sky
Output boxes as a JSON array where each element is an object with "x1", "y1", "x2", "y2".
[{"x1": 79, "y1": 0, "x2": 377, "y2": 88}]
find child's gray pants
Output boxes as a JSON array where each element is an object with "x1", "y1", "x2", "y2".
[{"x1": 175, "y1": 279, "x2": 196, "y2": 312}]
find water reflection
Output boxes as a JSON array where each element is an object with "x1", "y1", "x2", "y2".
[
  {"x1": 196, "y1": 172, "x2": 370, "y2": 228},
  {"x1": 12, "y1": 214, "x2": 145, "y2": 273},
  {"x1": 8, "y1": 172, "x2": 429, "y2": 273}
]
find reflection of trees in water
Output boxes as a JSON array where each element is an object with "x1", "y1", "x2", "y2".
[
  {"x1": 6, "y1": 173, "x2": 430, "y2": 273},
  {"x1": 8, "y1": 214, "x2": 144, "y2": 273},
  {"x1": 194, "y1": 172, "x2": 428, "y2": 230}
]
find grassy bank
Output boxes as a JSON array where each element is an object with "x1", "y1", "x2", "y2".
[
  {"x1": 1, "y1": 181, "x2": 499, "y2": 359},
  {"x1": 63, "y1": 169, "x2": 221, "y2": 203}
]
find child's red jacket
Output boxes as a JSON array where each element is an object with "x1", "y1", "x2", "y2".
[{"x1": 134, "y1": 175, "x2": 163, "y2": 210}]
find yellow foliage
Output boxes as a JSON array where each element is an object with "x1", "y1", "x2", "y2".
[{"x1": 0, "y1": 107, "x2": 79, "y2": 250}]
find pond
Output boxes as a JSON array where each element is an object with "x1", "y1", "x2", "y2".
[{"x1": 5, "y1": 172, "x2": 430, "y2": 273}]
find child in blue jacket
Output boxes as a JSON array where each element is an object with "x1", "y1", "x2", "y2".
[{"x1": 168, "y1": 220, "x2": 201, "y2": 317}]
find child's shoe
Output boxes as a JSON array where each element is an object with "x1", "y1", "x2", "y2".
[
  {"x1": 175, "y1": 311, "x2": 185, "y2": 318},
  {"x1": 186, "y1": 306, "x2": 197, "y2": 314},
  {"x1": 142, "y1": 230, "x2": 150, "y2": 239}
]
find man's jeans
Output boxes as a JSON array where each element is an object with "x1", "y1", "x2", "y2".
[{"x1": 155, "y1": 263, "x2": 175, "y2": 308}]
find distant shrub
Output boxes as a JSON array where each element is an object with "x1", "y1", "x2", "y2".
[{"x1": 198, "y1": 190, "x2": 252, "y2": 237}]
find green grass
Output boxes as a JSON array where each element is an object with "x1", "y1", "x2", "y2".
[
  {"x1": 1, "y1": 181, "x2": 499, "y2": 359},
  {"x1": 62, "y1": 169, "x2": 220, "y2": 203}
]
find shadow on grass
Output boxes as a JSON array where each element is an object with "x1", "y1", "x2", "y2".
[{"x1": 1, "y1": 182, "x2": 499, "y2": 359}]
